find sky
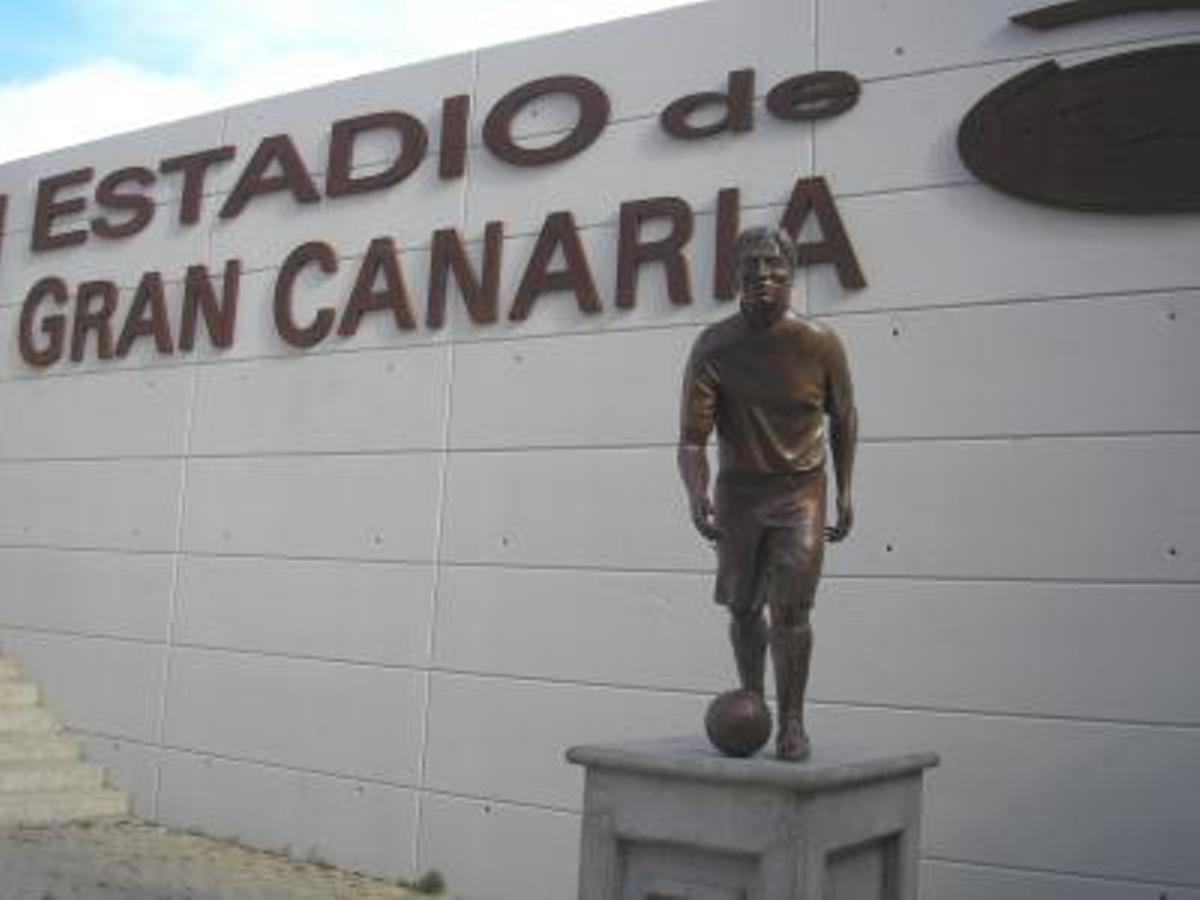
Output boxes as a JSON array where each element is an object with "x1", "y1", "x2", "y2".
[{"x1": 0, "y1": 0, "x2": 700, "y2": 163}]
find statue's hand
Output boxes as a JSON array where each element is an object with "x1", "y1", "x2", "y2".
[
  {"x1": 825, "y1": 497, "x2": 854, "y2": 543},
  {"x1": 690, "y1": 495, "x2": 723, "y2": 543}
]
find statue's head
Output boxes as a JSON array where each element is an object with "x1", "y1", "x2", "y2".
[{"x1": 735, "y1": 227, "x2": 796, "y2": 331}]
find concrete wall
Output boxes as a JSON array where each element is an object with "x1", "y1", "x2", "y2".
[{"x1": 0, "y1": 1, "x2": 1198, "y2": 898}]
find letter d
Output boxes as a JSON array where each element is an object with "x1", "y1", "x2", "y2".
[{"x1": 660, "y1": 69, "x2": 755, "y2": 141}]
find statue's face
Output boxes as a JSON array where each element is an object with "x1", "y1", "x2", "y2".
[{"x1": 738, "y1": 240, "x2": 793, "y2": 330}]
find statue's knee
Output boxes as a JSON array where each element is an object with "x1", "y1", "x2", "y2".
[
  {"x1": 769, "y1": 602, "x2": 812, "y2": 633},
  {"x1": 731, "y1": 609, "x2": 766, "y2": 633}
]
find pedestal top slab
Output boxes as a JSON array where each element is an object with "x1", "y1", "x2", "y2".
[{"x1": 567, "y1": 736, "x2": 938, "y2": 793}]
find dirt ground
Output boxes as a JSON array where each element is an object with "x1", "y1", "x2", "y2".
[{"x1": 0, "y1": 819, "x2": 447, "y2": 899}]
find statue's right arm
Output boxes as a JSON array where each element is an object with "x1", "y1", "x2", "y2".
[
  {"x1": 677, "y1": 441, "x2": 721, "y2": 541},
  {"x1": 678, "y1": 349, "x2": 723, "y2": 542}
]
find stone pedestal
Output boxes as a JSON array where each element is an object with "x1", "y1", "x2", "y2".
[{"x1": 567, "y1": 737, "x2": 938, "y2": 900}]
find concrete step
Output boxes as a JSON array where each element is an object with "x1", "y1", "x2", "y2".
[
  {"x1": 0, "y1": 788, "x2": 128, "y2": 826},
  {"x1": 0, "y1": 761, "x2": 105, "y2": 793},
  {"x1": 0, "y1": 706, "x2": 58, "y2": 735},
  {"x1": 0, "y1": 682, "x2": 38, "y2": 706},
  {"x1": 0, "y1": 734, "x2": 80, "y2": 763},
  {"x1": 0, "y1": 659, "x2": 18, "y2": 680}
]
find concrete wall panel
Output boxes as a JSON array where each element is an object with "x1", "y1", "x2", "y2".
[
  {"x1": 181, "y1": 454, "x2": 443, "y2": 561},
  {"x1": 816, "y1": 61, "x2": 986, "y2": 196},
  {"x1": 434, "y1": 565, "x2": 724, "y2": 690},
  {"x1": 474, "y1": 0, "x2": 811, "y2": 133},
  {"x1": 79, "y1": 736, "x2": 160, "y2": 819},
  {"x1": 444, "y1": 437, "x2": 1200, "y2": 580},
  {"x1": 0, "y1": 194, "x2": 211, "y2": 302},
  {"x1": 837, "y1": 436, "x2": 1200, "y2": 582},
  {"x1": 175, "y1": 556, "x2": 434, "y2": 665},
  {"x1": 0, "y1": 111, "x2": 226, "y2": 233},
  {"x1": 156, "y1": 750, "x2": 418, "y2": 879},
  {"x1": 0, "y1": 629, "x2": 164, "y2": 742},
  {"x1": 0, "y1": 548, "x2": 171, "y2": 641},
  {"x1": 816, "y1": 41, "x2": 1180, "y2": 198},
  {"x1": 189, "y1": 259, "x2": 446, "y2": 367},
  {"x1": 449, "y1": 326, "x2": 695, "y2": 449},
  {"x1": 156, "y1": 750, "x2": 301, "y2": 853},
  {"x1": 0, "y1": 167, "x2": 35, "y2": 234},
  {"x1": 162, "y1": 648, "x2": 425, "y2": 783},
  {"x1": 216, "y1": 53, "x2": 475, "y2": 191},
  {"x1": 811, "y1": 705, "x2": 1200, "y2": 886},
  {"x1": 0, "y1": 307, "x2": 15, "y2": 381},
  {"x1": 432, "y1": 568, "x2": 1200, "y2": 727},
  {"x1": 418, "y1": 794, "x2": 579, "y2": 900},
  {"x1": 0, "y1": 278, "x2": 206, "y2": 380},
  {"x1": 813, "y1": 579, "x2": 1200, "y2": 726},
  {"x1": 423, "y1": 673, "x2": 703, "y2": 810},
  {"x1": 442, "y1": 203, "x2": 784, "y2": 343},
  {"x1": 452, "y1": 290, "x2": 1200, "y2": 449},
  {"x1": 441, "y1": 446, "x2": 702, "y2": 570},
  {"x1": 0, "y1": 458, "x2": 181, "y2": 551},
  {"x1": 818, "y1": 0, "x2": 1200, "y2": 79},
  {"x1": 3, "y1": 193, "x2": 788, "y2": 373},
  {"x1": 190, "y1": 346, "x2": 450, "y2": 455},
  {"x1": 209, "y1": 163, "x2": 464, "y2": 275},
  {"x1": 836, "y1": 291, "x2": 1200, "y2": 439},
  {"x1": 465, "y1": 110, "x2": 809, "y2": 237},
  {"x1": 0, "y1": 366, "x2": 193, "y2": 459},
  {"x1": 924, "y1": 860, "x2": 1200, "y2": 900},
  {"x1": 809, "y1": 185, "x2": 1200, "y2": 315}
]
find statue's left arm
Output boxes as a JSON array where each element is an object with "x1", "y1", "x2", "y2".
[
  {"x1": 678, "y1": 344, "x2": 723, "y2": 543},
  {"x1": 824, "y1": 331, "x2": 858, "y2": 543}
]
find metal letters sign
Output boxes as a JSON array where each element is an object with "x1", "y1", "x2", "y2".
[{"x1": 4, "y1": 68, "x2": 869, "y2": 370}]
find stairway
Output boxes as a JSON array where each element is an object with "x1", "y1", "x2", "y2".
[{"x1": 0, "y1": 655, "x2": 129, "y2": 826}]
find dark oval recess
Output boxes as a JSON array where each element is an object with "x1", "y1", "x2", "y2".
[{"x1": 958, "y1": 43, "x2": 1200, "y2": 213}]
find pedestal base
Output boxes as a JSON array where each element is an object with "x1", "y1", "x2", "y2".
[{"x1": 567, "y1": 737, "x2": 938, "y2": 900}]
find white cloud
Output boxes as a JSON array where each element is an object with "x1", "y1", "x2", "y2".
[
  {"x1": 0, "y1": 59, "x2": 215, "y2": 163},
  {"x1": 0, "y1": 0, "x2": 702, "y2": 162},
  {"x1": 76, "y1": 0, "x2": 701, "y2": 70}
]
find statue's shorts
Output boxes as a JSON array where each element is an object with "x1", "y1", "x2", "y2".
[{"x1": 713, "y1": 468, "x2": 827, "y2": 617}]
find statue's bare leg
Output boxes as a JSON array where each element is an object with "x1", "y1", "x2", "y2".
[
  {"x1": 729, "y1": 611, "x2": 767, "y2": 698},
  {"x1": 769, "y1": 608, "x2": 813, "y2": 761},
  {"x1": 766, "y1": 526, "x2": 822, "y2": 762}
]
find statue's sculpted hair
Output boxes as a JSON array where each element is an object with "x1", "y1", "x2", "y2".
[{"x1": 734, "y1": 226, "x2": 798, "y2": 272}]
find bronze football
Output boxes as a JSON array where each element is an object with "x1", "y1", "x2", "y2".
[{"x1": 705, "y1": 689, "x2": 772, "y2": 758}]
